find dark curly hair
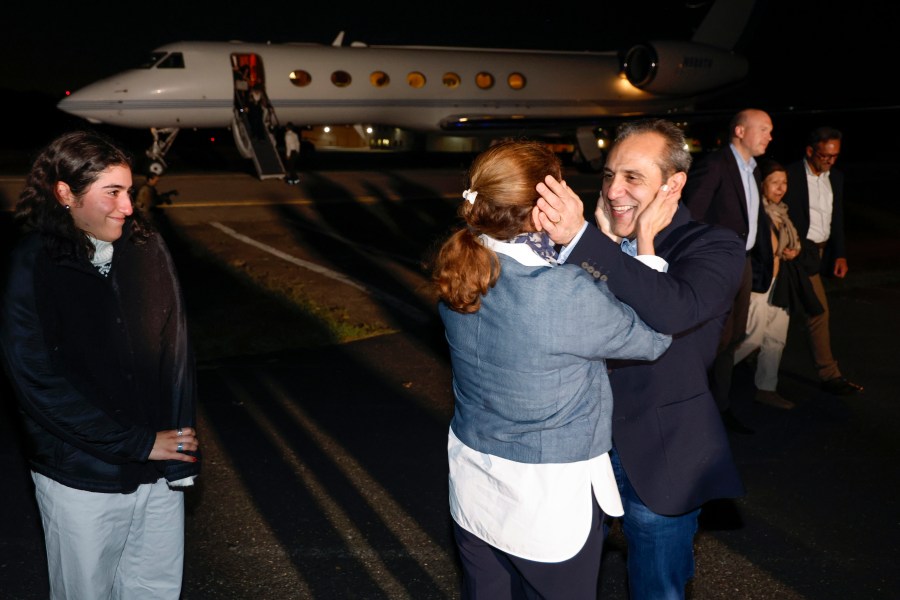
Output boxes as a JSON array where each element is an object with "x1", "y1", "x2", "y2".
[{"x1": 15, "y1": 129, "x2": 151, "y2": 259}]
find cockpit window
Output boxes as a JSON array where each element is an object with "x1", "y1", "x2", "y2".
[
  {"x1": 157, "y1": 53, "x2": 185, "y2": 69},
  {"x1": 137, "y1": 52, "x2": 167, "y2": 69}
]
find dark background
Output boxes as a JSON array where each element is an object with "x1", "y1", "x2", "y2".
[
  {"x1": 2, "y1": 0, "x2": 898, "y2": 180},
  {"x1": 4, "y1": 0, "x2": 896, "y2": 108}
]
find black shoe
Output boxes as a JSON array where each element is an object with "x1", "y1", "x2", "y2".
[
  {"x1": 821, "y1": 377, "x2": 863, "y2": 396},
  {"x1": 721, "y1": 409, "x2": 755, "y2": 435}
]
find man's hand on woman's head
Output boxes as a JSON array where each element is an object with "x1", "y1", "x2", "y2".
[{"x1": 533, "y1": 175, "x2": 586, "y2": 246}]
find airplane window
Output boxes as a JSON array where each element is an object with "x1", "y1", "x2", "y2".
[
  {"x1": 137, "y1": 52, "x2": 168, "y2": 69},
  {"x1": 370, "y1": 71, "x2": 390, "y2": 87},
  {"x1": 290, "y1": 70, "x2": 312, "y2": 87},
  {"x1": 407, "y1": 72, "x2": 426, "y2": 89},
  {"x1": 332, "y1": 70, "x2": 352, "y2": 87},
  {"x1": 475, "y1": 72, "x2": 494, "y2": 90},
  {"x1": 157, "y1": 53, "x2": 185, "y2": 69},
  {"x1": 507, "y1": 73, "x2": 526, "y2": 90},
  {"x1": 442, "y1": 73, "x2": 461, "y2": 89}
]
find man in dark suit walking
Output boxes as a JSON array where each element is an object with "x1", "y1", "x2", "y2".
[
  {"x1": 682, "y1": 108, "x2": 775, "y2": 434},
  {"x1": 535, "y1": 119, "x2": 745, "y2": 599},
  {"x1": 784, "y1": 126, "x2": 862, "y2": 396}
]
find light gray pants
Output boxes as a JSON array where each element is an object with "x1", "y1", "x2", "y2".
[
  {"x1": 32, "y1": 472, "x2": 185, "y2": 600},
  {"x1": 734, "y1": 280, "x2": 790, "y2": 391}
]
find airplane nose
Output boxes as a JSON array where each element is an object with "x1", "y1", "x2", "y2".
[
  {"x1": 57, "y1": 91, "x2": 104, "y2": 124},
  {"x1": 56, "y1": 94, "x2": 72, "y2": 112}
]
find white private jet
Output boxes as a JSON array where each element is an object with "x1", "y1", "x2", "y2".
[{"x1": 57, "y1": 0, "x2": 755, "y2": 179}]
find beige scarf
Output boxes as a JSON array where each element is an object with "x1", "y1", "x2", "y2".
[{"x1": 763, "y1": 198, "x2": 801, "y2": 255}]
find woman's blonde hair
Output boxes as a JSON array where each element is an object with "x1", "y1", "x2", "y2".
[{"x1": 431, "y1": 140, "x2": 561, "y2": 313}]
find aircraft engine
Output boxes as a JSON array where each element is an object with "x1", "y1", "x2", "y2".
[{"x1": 621, "y1": 40, "x2": 749, "y2": 96}]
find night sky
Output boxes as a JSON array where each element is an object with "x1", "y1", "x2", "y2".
[
  {"x1": 3, "y1": 0, "x2": 898, "y2": 170},
  {"x1": 5, "y1": 0, "x2": 896, "y2": 110}
]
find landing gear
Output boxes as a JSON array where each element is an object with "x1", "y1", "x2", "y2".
[
  {"x1": 147, "y1": 160, "x2": 166, "y2": 176},
  {"x1": 143, "y1": 127, "x2": 180, "y2": 175}
]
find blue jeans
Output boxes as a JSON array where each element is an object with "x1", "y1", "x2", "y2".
[{"x1": 610, "y1": 447, "x2": 700, "y2": 600}]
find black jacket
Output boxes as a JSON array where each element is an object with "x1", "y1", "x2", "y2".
[
  {"x1": 1, "y1": 222, "x2": 199, "y2": 493},
  {"x1": 784, "y1": 159, "x2": 847, "y2": 277},
  {"x1": 682, "y1": 146, "x2": 774, "y2": 271}
]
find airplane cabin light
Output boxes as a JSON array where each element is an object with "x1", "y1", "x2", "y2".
[{"x1": 56, "y1": 0, "x2": 756, "y2": 178}]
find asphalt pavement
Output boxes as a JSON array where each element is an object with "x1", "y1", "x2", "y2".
[{"x1": 1, "y1": 161, "x2": 899, "y2": 599}]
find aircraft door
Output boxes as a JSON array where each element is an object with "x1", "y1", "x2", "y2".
[
  {"x1": 232, "y1": 53, "x2": 266, "y2": 110},
  {"x1": 231, "y1": 54, "x2": 278, "y2": 138}
]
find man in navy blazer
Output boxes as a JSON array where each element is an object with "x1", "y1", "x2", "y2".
[
  {"x1": 682, "y1": 108, "x2": 774, "y2": 434},
  {"x1": 535, "y1": 119, "x2": 745, "y2": 599},
  {"x1": 784, "y1": 126, "x2": 862, "y2": 396}
]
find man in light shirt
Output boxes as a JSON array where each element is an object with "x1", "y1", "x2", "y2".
[
  {"x1": 681, "y1": 108, "x2": 775, "y2": 435},
  {"x1": 784, "y1": 126, "x2": 863, "y2": 396}
]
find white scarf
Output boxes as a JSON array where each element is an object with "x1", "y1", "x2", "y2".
[{"x1": 89, "y1": 237, "x2": 114, "y2": 277}]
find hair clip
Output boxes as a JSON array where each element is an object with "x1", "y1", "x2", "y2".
[{"x1": 462, "y1": 189, "x2": 477, "y2": 204}]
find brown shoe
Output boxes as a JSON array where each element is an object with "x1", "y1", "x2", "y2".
[{"x1": 755, "y1": 390, "x2": 796, "y2": 410}]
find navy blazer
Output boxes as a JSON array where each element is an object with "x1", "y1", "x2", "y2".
[
  {"x1": 682, "y1": 146, "x2": 774, "y2": 281},
  {"x1": 567, "y1": 206, "x2": 746, "y2": 515},
  {"x1": 783, "y1": 159, "x2": 846, "y2": 276},
  {"x1": 1, "y1": 224, "x2": 199, "y2": 493}
]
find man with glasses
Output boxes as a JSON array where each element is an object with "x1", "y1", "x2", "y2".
[{"x1": 784, "y1": 126, "x2": 863, "y2": 396}]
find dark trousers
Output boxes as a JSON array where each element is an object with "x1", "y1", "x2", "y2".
[
  {"x1": 285, "y1": 150, "x2": 300, "y2": 180},
  {"x1": 711, "y1": 255, "x2": 752, "y2": 411},
  {"x1": 454, "y1": 498, "x2": 605, "y2": 599}
]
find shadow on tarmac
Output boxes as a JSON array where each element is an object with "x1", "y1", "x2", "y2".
[{"x1": 2, "y1": 146, "x2": 900, "y2": 598}]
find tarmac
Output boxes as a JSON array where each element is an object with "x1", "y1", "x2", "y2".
[{"x1": 1, "y1": 159, "x2": 899, "y2": 599}]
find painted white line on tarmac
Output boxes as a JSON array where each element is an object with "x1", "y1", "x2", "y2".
[
  {"x1": 219, "y1": 374, "x2": 411, "y2": 599},
  {"x1": 209, "y1": 221, "x2": 429, "y2": 322},
  {"x1": 259, "y1": 373, "x2": 458, "y2": 596}
]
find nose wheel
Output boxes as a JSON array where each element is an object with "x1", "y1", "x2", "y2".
[
  {"x1": 143, "y1": 127, "x2": 179, "y2": 175},
  {"x1": 147, "y1": 160, "x2": 166, "y2": 176}
]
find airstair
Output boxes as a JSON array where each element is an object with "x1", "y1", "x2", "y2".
[{"x1": 233, "y1": 109, "x2": 285, "y2": 180}]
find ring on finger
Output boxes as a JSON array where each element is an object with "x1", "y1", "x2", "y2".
[
  {"x1": 177, "y1": 428, "x2": 183, "y2": 436},
  {"x1": 177, "y1": 442, "x2": 184, "y2": 453}
]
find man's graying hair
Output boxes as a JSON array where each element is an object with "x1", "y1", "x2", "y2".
[{"x1": 614, "y1": 119, "x2": 692, "y2": 179}]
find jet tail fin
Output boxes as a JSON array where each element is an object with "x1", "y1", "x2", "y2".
[{"x1": 691, "y1": 0, "x2": 757, "y2": 50}]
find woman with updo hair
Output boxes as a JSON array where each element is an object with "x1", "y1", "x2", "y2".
[{"x1": 431, "y1": 140, "x2": 671, "y2": 598}]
